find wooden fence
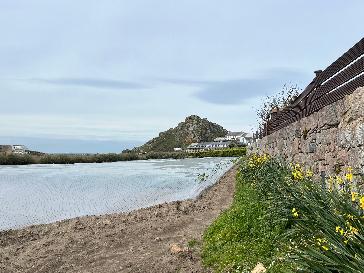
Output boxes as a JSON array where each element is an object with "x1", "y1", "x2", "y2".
[{"x1": 259, "y1": 37, "x2": 364, "y2": 138}]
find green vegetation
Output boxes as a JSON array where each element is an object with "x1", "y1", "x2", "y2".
[
  {"x1": 0, "y1": 147, "x2": 246, "y2": 165},
  {"x1": 202, "y1": 154, "x2": 364, "y2": 272},
  {"x1": 191, "y1": 147, "x2": 246, "y2": 158},
  {"x1": 202, "y1": 158, "x2": 291, "y2": 272},
  {"x1": 0, "y1": 153, "x2": 139, "y2": 165}
]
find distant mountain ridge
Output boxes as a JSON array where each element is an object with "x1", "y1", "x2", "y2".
[{"x1": 135, "y1": 115, "x2": 228, "y2": 152}]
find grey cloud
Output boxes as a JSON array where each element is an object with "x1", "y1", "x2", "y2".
[
  {"x1": 196, "y1": 79, "x2": 279, "y2": 104},
  {"x1": 28, "y1": 78, "x2": 150, "y2": 90},
  {"x1": 164, "y1": 69, "x2": 311, "y2": 105}
]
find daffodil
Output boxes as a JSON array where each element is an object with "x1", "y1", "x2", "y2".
[
  {"x1": 292, "y1": 164, "x2": 304, "y2": 181},
  {"x1": 345, "y1": 172, "x2": 353, "y2": 182},
  {"x1": 360, "y1": 196, "x2": 364, "y2": 210},
  {"x1": 351, "y1": 192, "x2": 359, "y2": 202},
  {"x1": 336, "y1": 176, "x2": 344, "y2": 185},
  {"x1": 336, "y1": 226, "x2": 344, "y2": 236},
  {"x1": 306, "y1": 169, "x2": 313, "y2": 178},
  {"x1": 322, "y1": 245, "x2": 329, "y2": 251},
  {"x1": 292, "y1": 208, "x2": 299, "y2": 218},
  {"x1": 328, "y1": 176, "x2": 334, "y2": 191},
  {"x1": 349, "y1": 225, "x2": 358, "y2": 235}
]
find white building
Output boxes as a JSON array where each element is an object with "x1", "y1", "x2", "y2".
[
  {"x1": 241, "y1": 133, "x2": 254, "y2": 145},
  {"x1": 12, "y1": 145, "x2": 27, "y2": 154},
  {"x1": 225, "y1": 132, "x2": 246, "y2": 142},
  {"x1": 0, "y1": 145, "x2": 28, "y2": 155},
  {"x1": 213, "y1": 132, "x2": 255, "y2": 146},
  {"x1": 186, "y1": 141, "x2": 232, "y2": 153}
]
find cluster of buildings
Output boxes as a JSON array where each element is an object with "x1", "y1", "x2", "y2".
[
  {"x1": 0, "y1": 145, "x2": 28, "y2": 155},
  {"x1": 184, "y1": 131, "x2": 254, "y2": 153}
]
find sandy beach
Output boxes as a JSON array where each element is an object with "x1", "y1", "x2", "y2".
[{"x1": 0, "y1": 166, "x2": 237, "y2": 273}]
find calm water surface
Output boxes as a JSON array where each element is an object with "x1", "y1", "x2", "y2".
[{"x1": 0, "y1": 157, "x2": 235, "y2": 231}]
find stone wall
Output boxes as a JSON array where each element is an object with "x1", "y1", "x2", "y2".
[{"x1": 249, "y1": 87, "x2": 364, "y2": 182}]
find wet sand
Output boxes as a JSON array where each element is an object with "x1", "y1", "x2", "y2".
[{"x1": 0, "y1": 166, "x2": 237, "y2": 273}]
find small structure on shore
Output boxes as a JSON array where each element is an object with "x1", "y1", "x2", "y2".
[{"x1": 0, "y1": 145, "x2": 28, "y2": 155}]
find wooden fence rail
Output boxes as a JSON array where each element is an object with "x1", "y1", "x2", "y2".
[{"x1": 259, "y1": 37, "x2": 364, "y2": 138}]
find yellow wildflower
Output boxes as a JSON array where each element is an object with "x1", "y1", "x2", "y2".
[
  {"x1": 360, "y1": 196, "x2": 364, "y2": 210},
  {"x1": 344, "y1": 166, "x2": 353, "y2": 182},
  {"x1": 351, "y1": 192, "x2": 359, "y2": 202},
  {"x1": 336, "y1": 226, "x2": 344, "y2": 236},
  {"x1": 328, "y1": 176, "x2": 334, "y2": 191},
  {"x1": 336, "y1": 176, "x2": 344, "y2": 185},
  {"x1": 248, "y1": 154, "x2": 270, "y2": 168},
  {"x1": 345, "y1": 173, "x2": 353, "y2": 182},
  {"x1": 322, "y1": 245, "x2": 329, "y2": 251},
  {"x1": 306, "y1": 169, "x2": 313, "y2": 178},
  {"x1": 292, "y1": 164, "x2": 304, "y2": 181},
  {"x1": 349, "y1": 225, "x2": 359, "y2": 235},
  {"x1": 292, "y1": 208, "x2": 299, "y2": 218},
  {"x1": 316, "y1": 238, "x2": 329, "y2": 251}
]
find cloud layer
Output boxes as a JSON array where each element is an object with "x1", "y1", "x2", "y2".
[
  {"x1": 0, "y1": 1, "x2": 363, "y2": 152},
  {"x1": 28, "y1": 78, "x2": 149, "y2": 90}
]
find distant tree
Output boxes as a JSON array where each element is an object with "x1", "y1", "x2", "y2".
[{"x1": 256, "y1": 83, "x2": 301, "y2": 135}]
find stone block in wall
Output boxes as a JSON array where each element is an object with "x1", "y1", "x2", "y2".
[
  {"x1": 304, "y1": 112, "x2": 319, "y2": 131},
  {"x1": 338, "y1": 129, "x2": 353, "y2": 149},
  {"x1": 342, "y1": 89, "x2": 364, "y2": 124},
  {"x1": 353, "y1": 122, "x2": 364, "y2": 147},
  {"x1": 318, "y1": 103, "x2": 340, "y2": 131},
  {"x1": 308, "y1": 142, "x2": 317, "y2": 153}
]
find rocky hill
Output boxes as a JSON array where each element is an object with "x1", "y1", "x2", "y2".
[{"x1": 135, "y1": 115, "x2": 228, "y2": 152}]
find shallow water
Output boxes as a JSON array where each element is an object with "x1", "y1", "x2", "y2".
[{"x1": 0, "y1": 157, "x2": 235, "y2": 231}]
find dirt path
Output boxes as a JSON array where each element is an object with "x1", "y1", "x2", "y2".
[{"x1": 0, "y1": 166, "x2": 237, "y2": 273}]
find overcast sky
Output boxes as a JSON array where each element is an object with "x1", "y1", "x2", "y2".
[{"x1": 0, "y1": 1, "x2": 363, "y2": 153}]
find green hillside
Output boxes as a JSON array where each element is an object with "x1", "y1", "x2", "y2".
[{"x1": 135, "y1": 115, "x2": 228, "y2": 152}]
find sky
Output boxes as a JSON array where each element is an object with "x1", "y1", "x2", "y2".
[{"x1": 0, "y1": 1, "x2": 363, "y2": 153}]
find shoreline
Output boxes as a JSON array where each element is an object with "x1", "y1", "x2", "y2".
[
  {"x1": 0, "y1": 148, "x2": 246, "y2": 166},
  {"x1": 0, "y1": 165, "x2": 238, "y2": 273}
]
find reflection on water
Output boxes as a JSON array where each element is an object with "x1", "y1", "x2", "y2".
[{"x1": 0, "y1": 157, "x2": 235, "y2": 230}]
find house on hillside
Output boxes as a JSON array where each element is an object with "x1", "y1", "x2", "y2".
[
  {"x1": 186, "y1": 141, "x2": 232, "y2": 153},
  {"x1": 213, "y1": 131, "x2": 255, "y2": 146},
  {"x1": 12, "y1": 145, "x2": 27, "y2": 154},
  {"x1": 225, "y1": 131, "x2": 245, "y2": 141},
  {"x1": 241, "y1": 133, "x2": 255, "y2": 146},
  {"x1": 0, "y1": 145, "x2": 28, "y2": 155}
]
